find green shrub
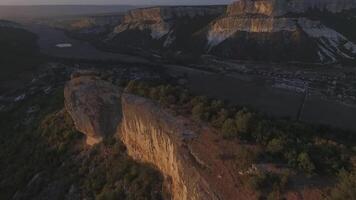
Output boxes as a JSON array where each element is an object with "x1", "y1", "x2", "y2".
[
  {"x1": 297, "y1": 152, "x2": 316, "y2": 175},
  {"x1": 212, "y1": 108, "x2": 229, "y2": 128},
  {"x1": 330, "y1": 169, "x2": 356, "y2": 200},
  {"x1": 266, "y1": 138, "x2": 285, "y2": 155},
  {"x1": 249, "y1": 172, "x2": 289, "y2": 197},
  {"x1": 235, "y1": 147, "x2": 258, "y2": 170},
  {"x1": 96, "y1": 188, "x2": 125, "y2": 200},
  {"x1": 192, "y1": 103, "x2": 208, "y2": 121},
  {"x1": 221, "y1": 119, "x2": 238, "y2": 139},
  {"x1": 235, "y1": 110, "x2": 255, "y2": 134}
]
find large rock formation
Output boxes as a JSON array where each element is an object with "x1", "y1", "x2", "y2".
[
  {"x1": 206, "y1": 0, "x2": 356, "y2": 63},
  {"x1": 113, "y1": 6, "x2": 225, "y2": 39},
  {"x1": 64, "y1": 76, "x2": 327, "y2": 199},
  {"x1": 106, "y1": 6, "x2": 225, "y2": 53},
  {"x1": 226, "y1": 0, "x2": 356, "y2": 16},
  {"x1": 102, "y1": 0, "x2": 356, "y2": 63},
  {"x1": 64, "y1": 71, "x2": 122, "y2": 145},
  {"x1": 120, "y1": 93, "x2": 256, "y2": 200},
  {"x1": 42, "y1": 15, "x2": 122, "y2": 34}
]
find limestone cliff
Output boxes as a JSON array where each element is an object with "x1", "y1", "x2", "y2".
[
  {"x1": 113, "y1": 6, "x2": 225, "y2": 39},
  {"x1": 226, "y1": 0, "x2": 356, "y2": 17},
  {"x1": 64, "y1": 71, "x2": 122, "y2": 145},
  {"x1": 103, "y1": 1, "x2": 356, "y2": 63},
  {"x1": 106, "y1": 6, "x2": 225, "y2": 54},
  {"x1": 64, "y1": 76, "x2": 328, "y2": 199},
  {"x1": 206, "y1": 0, "x2": 356, "y2": 63},
  {"x1": 120, "y1": 93, "x2": 256, "y2": 200}
]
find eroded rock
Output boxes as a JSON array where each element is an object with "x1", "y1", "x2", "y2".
[
  {"x1": 120, "y1": 93, "x2": 256, "y2": 200},
  {"x1": 64, "y1": 72, "x2": 122, "y2": 145}
]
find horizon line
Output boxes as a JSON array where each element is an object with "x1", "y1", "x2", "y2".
[{"x1": 0, "y1": 3, "x2": 228, "y2": 6}]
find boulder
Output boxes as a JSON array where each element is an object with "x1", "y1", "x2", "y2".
[{"x1": 64, "y1": 72, "x2": 122, "y2": 145}]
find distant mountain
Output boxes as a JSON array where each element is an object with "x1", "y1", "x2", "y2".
[
  {"x1": 101, "y1": 0, "x2": 356, "y2": 63},
  {"x1": 205, "y1": 0, "x2": 356, "y2": 63},
  {"x1": 105, "y1": 6, "x2": 226, "y2": 59},
  {"x1": 0, "y1": 20, "x2": 41, "y2": 92},
  {"x1": 0, "y1": 5, "x2": 136, "y2": 21},
  {"x1": 0, "y1": 20, "x2": 38, "y2": 61}
]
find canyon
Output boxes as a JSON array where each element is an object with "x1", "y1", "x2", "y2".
[
  {"x1": 2, "y1": 1, "x2": 356, "y2": 199},
  {"x1": 41, "y1": 0, "x2": 356, "y2": 63},
  {"x1": 101, "y1": 0, "x2": 356, "y2": 63},
  {"x1": 63, "y1": 72, "x2": 334, "y2": 200}
]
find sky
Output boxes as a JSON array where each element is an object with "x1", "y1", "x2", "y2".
[{"x1": 0, "y1": 0, "x2": 235, "y2": 5}]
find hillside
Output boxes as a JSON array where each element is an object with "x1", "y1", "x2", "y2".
[
  {"x1": 0, "y1": 20, "x2": 42, "y2": 93},
  {"x1": 64, "y1": 71, "x2": 356, "y2": 200}
]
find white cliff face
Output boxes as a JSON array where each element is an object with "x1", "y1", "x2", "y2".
[
  {"x1": 113, "y1": 6, "x2": 225, "y2": 40},
  {"x1": 207, "y1": 17, "x2": 356, "y2": 61},
  {"x1": 297, "y1": 18, "x2": 356, "y2": 62},
  {"x1": 207, "y1": 17, "x2": 297, "y2": 47}
]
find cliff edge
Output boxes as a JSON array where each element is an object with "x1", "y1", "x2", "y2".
[
  {"x1": 120, "y1": 93, "x2": 255, "y2": 200},
  {"x1": 64, "y1": 72, "x2": 122, "y2": 145}
]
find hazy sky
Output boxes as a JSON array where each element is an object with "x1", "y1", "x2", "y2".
[{"x1": 0, "y1": 0, "x2": 235, "y2": 5}]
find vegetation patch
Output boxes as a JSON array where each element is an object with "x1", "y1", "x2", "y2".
[
  {"x1": 125, "y1": 80, "x2": 356, "y2": 197},
  {"x1": 0, "y1": 86, "x2": 163, "y2": 200}
]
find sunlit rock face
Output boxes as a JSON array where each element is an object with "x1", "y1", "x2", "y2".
[
  {"x1": 120, "y1": 93, "x2": 256, "y2": 200},
  {"x1": 107, "y1": 6, "x2": 225, "y2": 54},
  {"x1": 113, "y1": 6, "x2": 225, "y2": 39},
  {"x1": 206, "y1": 0, "x2": 356, "y2": 63},
  {"x1": 64, "y1": 71, "x2": 122, "y2": 145},
  {"x1": 104, "y1": 0, "x2": 356, "y2": 63},
  {"x1": 226, "y1": 0, "x2": 356, "y2": 17}
]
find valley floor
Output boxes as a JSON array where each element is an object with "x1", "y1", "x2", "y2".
[{"x1": 18, "y1": 24, "x2": 356, "y2": 131}]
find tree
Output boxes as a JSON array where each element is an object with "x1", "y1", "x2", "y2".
[
  {"x1": 192, "y1": 103, "x2": 208, "y2": 121},
  {"x1": 212, "y1": 109, "x2": 229, "y2": 128},
  {"x1": 221, "y1": 119, "x2": 238, "y2": 139},
  {"x1": 266, "y1": 138, "x2": 285, "y2": 155},
  {"x1": 149, "y1": 87, "x2": 160, "y2": 100},
  {"x1": 235, "y1": 110, "x2": 255, "y2": 134},
  {"x1": 330, "y1": 169, "x2": 356, "y2": 200},
  {"x1": 297, "y1": 152, "x2": 316, "y2": 175}
]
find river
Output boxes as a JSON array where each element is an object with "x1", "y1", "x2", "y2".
[{"x1": 26, "y1": 25, "x2": 356, "y2": 131}]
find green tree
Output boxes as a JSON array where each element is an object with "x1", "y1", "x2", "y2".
[
  {"x1": 297, "y1": 152, "x2": 316, "y2": 175},
  {"x1": 192, "y1": 103, "x2": 208, "y2": 121},
  {"x1": 266, "y1": 138, "x2": 285, "y2": 155},
  {"x1": 221, "y1": 119, "x2": 238, "y2": 139},
  {"x1": 235, "y1": 110, "x2": 255, "y2": 134},
  {"x1": 212, "y1": 109, "x2": 229, "y2": 128},
  {"x1": 330, "y1": 169, "x2": 356, "y2": 200}
]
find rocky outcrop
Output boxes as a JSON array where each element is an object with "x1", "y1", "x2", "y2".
[
  {"x1": 226, "y1": 0, "x2": 356, "y2": 17},
  {"x1": 106, "y1": 6, "x2": 225, "y2": 53},
  {"x1": 206, "y1": 0, "x2": 356, "y2": 63},
  {"x1": 64, "y1": 71, "x2": 122, "y2": 145},
  {"x1": 113, "y1": 6, "x2": 225, "y2": 39},
  {"x1": 42, "y1": 15, "x2": 123, "y2": 36},
  {"x1": 64, "y1": 76, "x2": 328, "y2": 199},
  {"x1": 120, "y1": 93, "x2": 256, "y2": 200},
  {"x1": 102, "y1": 1, "x2": 356, "y2": 63}
]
